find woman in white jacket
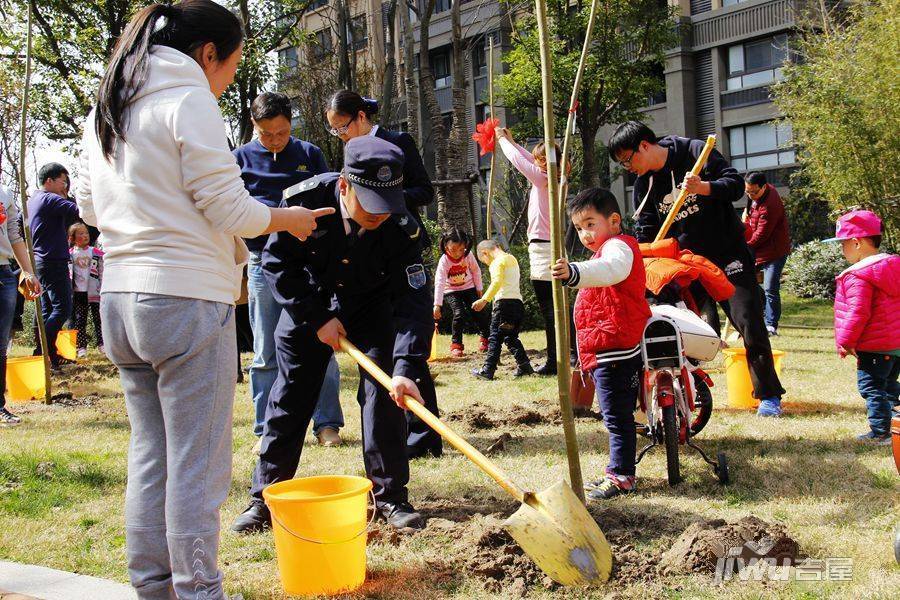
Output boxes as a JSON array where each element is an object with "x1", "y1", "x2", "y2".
[{"x1": 75, "y1": 2, "x2": 332, "y2": 598}]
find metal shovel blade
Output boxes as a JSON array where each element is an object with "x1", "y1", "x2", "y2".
[{"x1": 503, "y1": 481, "x2": 612, "y2": 586}]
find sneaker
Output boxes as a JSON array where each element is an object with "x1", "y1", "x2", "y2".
[
  {"x1": 316, "y1": 427, "x2": 343, "y2": 447},
  {"x1": 231, "y1": 502, "x2": 271, "y2": 534},
  {"x1": 76, "y1": 348, "x2": 87, "y2": 358},
  {"x1": 479, "y1": 337, "x2": 489, "y2": 352},
  {"x1": 0, "y1": 408, "x2": 22, "y2": 426},
  {"x1": 376, "y1": 501, "x2": 425, "y2": 530},
  {"x1": 513, "y1": 363, "x2": 534, "y2": 377},
  {"x1": 450, "y1": 343, "x2": 464, "y2": 358},
  {"x1": 856, "y1": 431, "x2": 891, "y2": 446},
  {"x1": 766, "y1": 325, "x2": 778, "y2": 336},
  {"x1": 471, "y1": 367, "x2": 495, "y2": 381},
  {"x1": 757, "y1": 397, "x2": 782, "y2": 417},
  {"x1": 586, "y1": 475, "x2": 635, "y2": 500}
]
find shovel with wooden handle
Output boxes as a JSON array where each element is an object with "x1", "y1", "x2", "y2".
[
  {"x1": 654, "y1": 135, "x2": 717, "y2": 242},
  {"x1": 338, "y1": 337, "x2": 612, "y2": 586}
]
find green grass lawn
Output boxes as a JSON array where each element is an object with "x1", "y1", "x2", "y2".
[{"x1": 1, "y1": 295, "x2": 898, "y2": 599}]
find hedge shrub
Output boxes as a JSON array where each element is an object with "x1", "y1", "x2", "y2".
[{"x1": 783, "y1": 240, "x2": 847, "y2": 300}]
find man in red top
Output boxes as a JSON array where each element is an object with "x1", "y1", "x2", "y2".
[{"x1": 743, "y1": 172, "x2": 791, "y2": 336}]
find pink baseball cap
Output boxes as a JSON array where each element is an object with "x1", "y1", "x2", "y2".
[{"x1": 823, "y1": 209, "x2": 882, "y2": 242}]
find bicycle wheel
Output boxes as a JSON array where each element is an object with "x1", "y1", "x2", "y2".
[
  {"x1": 662, "y1": 403, "x2": 682, "y2": 486},
  {"x1": 690, "y1": 374, "x2": 713, "y2": 436}
]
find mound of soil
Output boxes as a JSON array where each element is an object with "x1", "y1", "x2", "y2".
[
  {"x1": 455, "y1": 516, "x2": 549, "y2": 595},
  {"x1": 658, "y1": 515, "x2": 801, "y2": 576},
  {"x1": 445, "y1": 402, "x2": 561, "y2": 429}
]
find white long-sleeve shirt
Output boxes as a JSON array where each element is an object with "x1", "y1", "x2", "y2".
[
  {"x1": 563, "y1": 238, "x2": 634, "y2": 289},
  {"x1": 76, "y1": 46, "x2": 270, "y2": 304}
]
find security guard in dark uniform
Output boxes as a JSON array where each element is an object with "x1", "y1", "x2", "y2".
[{"x1": 232, "y1": 136, "x2": 434, "y2": 533}]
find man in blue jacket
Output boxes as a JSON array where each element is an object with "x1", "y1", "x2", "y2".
[
  {"x1": 28, "y1": 163, "x2": 79, "y2": 370},
  {"x1": 234, "y1": 93, "x2": 345, "y2": 449}
]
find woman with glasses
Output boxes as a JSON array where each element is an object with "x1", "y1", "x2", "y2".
[
  {"x1": 325, "y1": 90, "x2": 434, "y2": 243},
  {"x1": 324, "y1": 89, "x2": 442, "y2": 460}
]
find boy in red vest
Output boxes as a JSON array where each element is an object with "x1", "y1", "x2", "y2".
[{"x1": 552, "y1": 188, "x2": 651, "y2": 500}]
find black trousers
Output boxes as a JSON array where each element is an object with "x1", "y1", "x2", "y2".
[
  {"x1": 72, "y1": 291, "x2": 102, "y2": 349},
  {"x1": 251, "y1": 303, "x2": 411, "y2": 505},
  {"x1": 444, "y1": 288, "x2": 490, "y2": 344},
  {"x1": 483, "y1": 299, "x2": 530, "y2": 371},
  {"x1": 692, "y1": 249, "x2": 785, "y2": 399},
  {"x1": 532, "y1": 279, "x2": 577, "y2": 366}
]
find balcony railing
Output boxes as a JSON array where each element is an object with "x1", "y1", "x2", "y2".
[
  {"x1": 691, "y1": 0, "x2": 795, "y2": 50},
  {"x1": 721, "y1": 84, "x2": 773, "y2": 109}
]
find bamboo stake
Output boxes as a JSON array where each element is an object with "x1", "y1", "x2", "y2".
[
  {"x1": 484, "y1": 37, "x2": 496, "y2": 239},
  {"x1": 534, "y1": 0, "x2": 584, "y2": 502},
  {"x1": 557, "y1": 0, "x2": 600, "y2": 215},
  {"x1": 15, "y1": 1, "x2": 52, "y2": 404}
]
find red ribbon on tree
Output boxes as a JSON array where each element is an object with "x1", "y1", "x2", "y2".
[{"x1": 471, "y1": 116, "x2": 501, "y2": 156}]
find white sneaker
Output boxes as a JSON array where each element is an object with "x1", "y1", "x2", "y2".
[{"x1": 76, "y1": 348, "x2": 87, "y2": 358}]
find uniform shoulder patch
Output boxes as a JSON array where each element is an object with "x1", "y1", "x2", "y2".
[
  {"x1": 283, "y1": 173, "x2": 325, "y2": 201},
  {"x1": 391, "y1": 213, "x2": 421, "y2": 240}
]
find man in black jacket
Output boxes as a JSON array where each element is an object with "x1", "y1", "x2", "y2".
[
  {"x1": 608, "y1": 121, "x2": 785, "y2": 417},
  {"x1": 231, "y1": 136, "x2": 434, "y2": 533}
]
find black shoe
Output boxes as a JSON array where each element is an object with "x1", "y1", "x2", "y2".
[
  {"x1": 535, "y1": 362, "x2": 557, "y2": 376},
  {"x1": 376, "y1": 501, "x2": 425, "y2": 530},
  {"x1": 856, "y1": 431, "x2": 891, "y2": 446},
  {"x1": 514, "y1": 363, "x2": 534, "y2": 377},
  {"x1": 472, "y1": 367, "x2": 495, "y2": 381},
  {"x1": 231, "y1": 502, "x2": 271, "y2": 534},
  {"x1": 0, "y1": 408, "x2": 21, "y2": 426}
]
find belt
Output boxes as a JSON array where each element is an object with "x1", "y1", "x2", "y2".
[{"x1": 529, "y1": 239, "x2": 550, "y2": 244}]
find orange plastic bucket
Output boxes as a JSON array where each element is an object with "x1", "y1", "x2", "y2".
[
  {"x1": 5, "y1": 356, "x2": 46, "y2": 401},
  {"x1": 263, "y1": 475, "x2": 373, "y2": 596},
  {"x1": 723, "y1": 348, "x2": 785, "y2": 409},
  {"x1": 55, "y1": 329, "x2": 78, "y2": 360}
]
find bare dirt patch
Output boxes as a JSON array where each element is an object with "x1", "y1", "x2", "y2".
[{"x1": 444, "y1": 402, "x2": 561, "y2": 429}]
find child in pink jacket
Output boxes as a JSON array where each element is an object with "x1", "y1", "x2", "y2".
[
  {"x1": 433, "y1": 228, "x2": 490, "y2": 357},
  {"x1": 828, "y1": 210, "x2": 900, "y2": 444}
]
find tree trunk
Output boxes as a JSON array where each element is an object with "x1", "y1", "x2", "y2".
[
  {"x1": 443, "y1": 0, "x2": 472, "y2": 232},
  {"x1": 380, "y1": 0, "x2": 398, "y2": 126},
  {"x1": 336, "y1": 0, "x2": 352, "y2": 89},
  {"x1": 579, "y1": 120, "x2": 601, "y2": 188},
  {"x1": 400, "y1": 4, "x2": 418, "y2": 144},
  {"x1": 418, "y1": 0, "x2": 448, "y2": 207}
]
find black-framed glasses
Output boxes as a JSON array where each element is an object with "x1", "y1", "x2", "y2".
[
  {"x1": 617, "y1": 148, "x2": 637, "y2": 170},
  {"x1": 329, "y1": 115, "x2": 356, "y2": 137}
]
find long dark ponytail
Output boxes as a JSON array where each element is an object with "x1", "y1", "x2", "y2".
[{"x1": 94, "y1": 0, "x2": 243, "y2": 160}]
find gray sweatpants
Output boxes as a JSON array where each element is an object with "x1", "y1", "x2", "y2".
[{"x1": 102, "y1": 292, "x2": 236, "y2": 600}]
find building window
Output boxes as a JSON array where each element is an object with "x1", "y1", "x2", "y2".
[
  {"x1": 721, "y1": 0, "x2": 746, "y2": 6},
  {"x1": 473, "y1": 44, "x2": 487, "y2": 78},
  {"x1": 435, "y1": 0, "x2": 452, "y2": 13},
  {"x1": 726, "y1": 35, "x2": 788, "y2": 90},
  {"x1": 312, "y1": 29, "x2": 333, "y2": 60},
  {"x1": 349, "y1": 15, "x2": 368, "y2": 51},
  {"x1": 646, "y1": 63, "x2": 666, "y2": 106},
  {"x1": 728, "y1": 121, "x2": 795, "y2": 171},
  {"x1": 431, "y1": 49, "x2": 452, "y2": 88},
  {"x1": 278, "y1": 47, "x2": 298, "y2": 70},
  {"x1": 309, "y1": 0, "x2": 327, "y2": 9}
]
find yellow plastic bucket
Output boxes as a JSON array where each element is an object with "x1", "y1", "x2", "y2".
[
  {"x1": 723, "y1": 348, "x2": 785, "y2": 409},
  {"x1": 55, "y1": 329, "x2": 78, "y2": 360},
  {"x1": 5, "y1": 356, "x2": 46, "y2": 401},
  {"x1": 263, "y1": 475, "x2": 373, "y2": 597}
]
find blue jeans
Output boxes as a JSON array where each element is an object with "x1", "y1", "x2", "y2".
[
  {"x1": 760, "y1": 255, "x2": 788, "y2": 329},
  {"x1": 0, "y1": 265, "x2": 18, "y2": 408},
  {"x1": 856, "y1": 352, "x2": 900, "y2": 437},
  {"x1": 247, "y1": 252, "x2": 343, "y2": 437},
  {"x1": 33, "y1": 259, "x2": 72, "y2": 364},
  {"x1": 590, "y1": 354, "x2": 642, "y2": 477}
]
